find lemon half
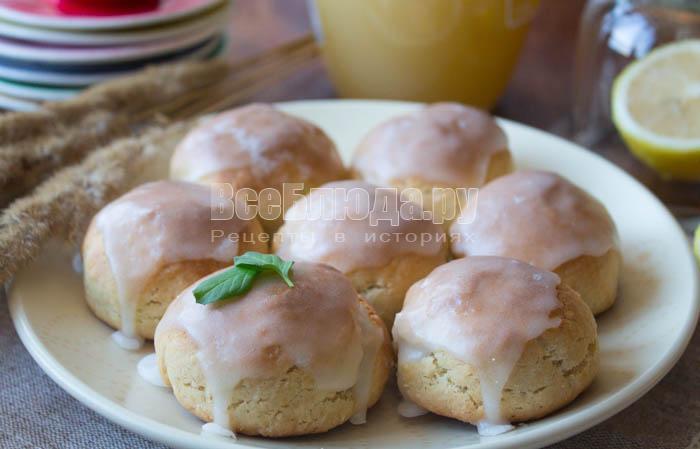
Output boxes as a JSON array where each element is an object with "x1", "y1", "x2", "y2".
[{"x1": 612, "y1": 39, "x2": 700, "y2": 181}]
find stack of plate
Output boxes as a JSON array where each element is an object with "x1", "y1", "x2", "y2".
[{"x1": 0, "y1": 0, "x2": 229, "y2": 111}]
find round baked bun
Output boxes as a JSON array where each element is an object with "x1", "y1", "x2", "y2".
[
  {"x1": 450, "y1": 170, "x2": 620, "y2": 315},
  {"x1": 393, "y1": 256, "x2": 598, "y2": 433},
  {"x1": 82, "y1": 181, "x2": 267, "y2": 345},
  {"x1": 351, "y1": 103, "x2": 513, "y2": 225},
  {"x1": 274, "y1": 180, "x2": 448, "y2": 328},
  {"x1": 155, "y1": 262, "x2": 393, "y2": 437},
  {"x1": 170, "y1": 103, "x2": 347, "y2": 232}
]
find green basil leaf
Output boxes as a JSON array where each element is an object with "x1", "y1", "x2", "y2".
[
  {"x1": 193, "y1": 265, "x2": 260, "y2": 305},
  {"x1": 234, "y1": 252, "x2": 295, "y2": 287},
  {"x1": 192, "y1": 252, "x2": 295, "y2": 306}
]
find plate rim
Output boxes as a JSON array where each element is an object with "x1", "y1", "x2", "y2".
[
  {"x1": 0, "y1": 89, "x2": 37, "y2": 110},
  {"x1": 0, "y1": 34, "x2": 224, "y2": 88},
  {"x1": 0, "y1": 26, "x2": 221, "y2": 64},
  {"x1": 9, "y1": 99, "x2": 700, "y2": 449},
  {"x1": 0, "y1": 77, "x2": 80, "y2": 101}
]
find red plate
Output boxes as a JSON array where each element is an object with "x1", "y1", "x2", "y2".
[
  {"x1": 0, "y1": 0, "x2": 225, "y2": 30},
  {"x1": 55, "y1": 0, "x2": 160, "y2": 16}
]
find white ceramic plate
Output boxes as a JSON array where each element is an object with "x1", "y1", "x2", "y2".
[
  {"x1": 0, "y1": 2, "x2": 228, "y2": 46},
  {"x1": 9, "y1": 100, "x2": 699, "y2": 449},
  {"x1": 0, "y1": 25, "x2": 220, "y2": 64},
  {"x1": 0, "y1": 0, "x2": 225, "y2": 31},
  {"x1": 0, "y1": 89, "x2": 36, "y2": 110},
  {"x1": 0, "y1": 34, "x2": 225, "y2": 88},
  {"x1": 0, "y1": 77, "x2": 79, "y2": 101}
]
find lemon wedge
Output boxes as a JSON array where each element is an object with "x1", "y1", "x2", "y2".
[
  {"x1": 695, "y1": 225, "x2": 700, "y2": 263},
  {"x1": 611, "y1": 40, "x2": 700, "y2": 181}
]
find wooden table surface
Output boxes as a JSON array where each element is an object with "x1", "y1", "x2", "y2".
[{"x1": 226, "y1": 0, "x2": 699, "y2": 214}]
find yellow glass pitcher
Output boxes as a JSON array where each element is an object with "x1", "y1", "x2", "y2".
[{"x1": 310, "y1": 0, "x2": 540, "y2": 109}]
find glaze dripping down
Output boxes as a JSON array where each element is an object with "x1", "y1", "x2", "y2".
[
  {"x1": 137, "y1": 354, "x2": 167, "y2": 388},
  {"x1": 93, "y1": 181, "x2": 254, "y2": 345},
  {"x1": 156, "y1": 263, "x2": 385, "y2": 431},
  {"x1": 201, "y1": 422, "x2": 237, "y2": 439},
  {"x1": 392, "y1": 256, "x2": 562, "y2": 433}
]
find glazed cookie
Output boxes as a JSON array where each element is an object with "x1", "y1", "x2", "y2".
[
  {"x1": 393, "y1": 256, "x2": 598, "y2": 435},
  {"x1": 155, "y1": 262, "x2": 393, "y2": 437},
  {"x1": 274, "y1": 180, "x2": 449, "y2": 327},
  {"x1": 352, "y1": 103, "x2": 512, "y2": 224},
  {"x1": 450, "y1": 170, "x2": 621, "y2": 314},
  {"x1": 170, "y1": 103, "x2": 347, "y2": 231},
  {"x1": 82, "y1": 181, "x2": 267, "y2": 347}
]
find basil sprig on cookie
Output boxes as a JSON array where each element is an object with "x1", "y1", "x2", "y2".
[{"x1": 193, "y1": 252, "x2": 294, "y2": 305}]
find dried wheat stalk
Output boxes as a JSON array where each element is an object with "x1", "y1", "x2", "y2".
[
  {"x1": 0, "y1": 120, "x2": 194, "y2": 285},
  {"x1": 0, "y1": 60, "x2": 230, "y2": 205}
]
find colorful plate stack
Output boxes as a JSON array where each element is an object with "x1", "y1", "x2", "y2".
[{"x1": 0, "y1": 0, "x2": 229, "y2": 111}]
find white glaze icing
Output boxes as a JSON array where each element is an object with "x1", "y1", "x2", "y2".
[
  {"x1": 93, "y1": 180, "x2": 255, "y2": 340},
  {"x1": 170, "y1": 103, "x2": 344, "y2": 187},
  {"x1": 477, "y1": 422, "x2": 515, "y2": 436},
  {"x1": 155, "y1": 262, "x2": 384, "y2": 431},
  {"x1": 201, "y1": 422, "x2": 237, "y2": 439},
  {"x1": 275, "y1": 180, "x2": 444, "y2": 273},
  {"x1": 352, "y1": 103, "x2": 508, "y2": 187},
  {"x1": 450, "y1": 170, "x2": 618, "y2": 270},
  {"x1": 111, "y1": 331, "x2": 144, "y2": 351},
  {"x1": 398, "y1": 399, "x2": 428, "y2": 418},
  {"x1": 392, "y1": 256, "x2": 561, "y2": 433},
  {"x1": 349, "y1": 302, "x2": 384, "y2": 425},
  {"x1": 137, "y1": 353, "x2": 167, "y2": 388}
]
